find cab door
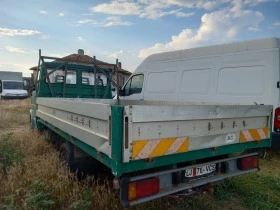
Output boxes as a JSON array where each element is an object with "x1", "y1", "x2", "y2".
[{"x1": 119, "y1": 74, "x2": 144, "y2": 100}]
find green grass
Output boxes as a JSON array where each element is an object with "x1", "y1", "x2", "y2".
[{"x1": 214, "y1": 156, "x2": 280, "y2": 210}]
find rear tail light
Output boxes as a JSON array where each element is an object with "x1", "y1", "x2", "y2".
[
  {"x1": 237, "y1": 156, "x2": 258, "y2": 171},
  {"x1": 274, "y1": 107, "x2": 280, "y2": 131},
  {"x1": 128, "y1": 178, "x2": 159, "y2": 201}
]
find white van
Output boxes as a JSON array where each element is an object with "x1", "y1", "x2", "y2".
[
  {"x1": 0, "y1": 80, "x2": 28, "y2": 99},
  {"x1": 118, "y1": 37, "x2": 280, "y2": 146}
]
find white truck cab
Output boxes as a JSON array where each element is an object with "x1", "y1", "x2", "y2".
[{"x1": 0, "y1": 80, "x2": 28, "y2": 99}]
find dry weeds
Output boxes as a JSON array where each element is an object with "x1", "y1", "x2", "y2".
[
  {"x1": 0, "y1": 128, "x2": 182, "y2": 209},
  {"x1": 0, "y1": 99, "x2": 30, "y2": 129},
  {"x1": 1, "y1": 99, "x2": 280, "y2": 210},
  {"x1": 0, "y1": 100, "x2": 178, "y2": 209}
]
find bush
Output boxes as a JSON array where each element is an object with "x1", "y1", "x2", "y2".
[
  {"x1": 69, "y1": 189, "x2": 92, "y2": 210},
  {"x1": 23, "y1": 180, "x2": 55, "y2": 210},
  {"x1": 0, "y1": 195, "x2": 17, "y2": 210},
  {"x1": 0, "y1": 132, "x2": 24, "y2": 175}
]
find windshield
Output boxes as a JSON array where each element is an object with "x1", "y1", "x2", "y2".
[{"x1": 3, "y1": 81, "x2": 23, "y2": 90}]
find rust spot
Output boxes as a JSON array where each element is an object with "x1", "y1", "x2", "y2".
[
  {"x1": 98, "y1": 151, "x2": 102, "y2": 158},
  {"x1": 212, "y1": 147, "x2": 218, "y2": 152},
  {"x1": 255, "y1": 140, "x2": 260, "y2": 144},
  {"x1": 145, "y1": 157, "x2": 154, "y2": 163}
]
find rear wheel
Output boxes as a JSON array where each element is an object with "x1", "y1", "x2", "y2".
[
  {"x1": 59, "y1": 141, "x2": 74, "y2": 165},
  {"x1": 59, "y1": 142, "x2": 74, "y2": 174}
]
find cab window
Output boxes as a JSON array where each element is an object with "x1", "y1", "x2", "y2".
[
  {"x1": 124, "y1": 74, "x2": 144, "y2": 96},
  {"x1": 82, "y1": 71, "x2": 107, "y2": 86},
  {"x1": 46, "y1": 69, "x2": 76, "y2": 84}
]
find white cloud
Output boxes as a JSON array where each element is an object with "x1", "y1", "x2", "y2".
[
  {"x1": 40, "y1": 10, "x2": 48, "y2": 14},
  {"x1": 5, "y1": 46, "x2": 30, "y2": 54},
  {"x1": 90, "y1": 0, "x2": 277, "y2": 19},
  {"x1": 77, "y1": 17, "x2": 133, "y2": 27},
  {"x1": 91, "y1": 1, "x2": 141, "y2": 15},
  {"x1": 248, "y1": 26, "x2": 259, "y2": 31},
  {"x1": 90, "y1": 0, "x2": 229, "y2": 20},
  {"x1": 139, "y1": 1, "x2": 264, "y2": 58},
  {"x1": 0, "y1": 28, "x2": 41, "y2": 36},
  {"x1": 59, "y1": 12, "x2": 65, "y2": 17},
  {"x1": 139, "y1": 3, "x2": 181, "y2": 19},
  {"x1": 104, "y1": 16, "x2": 133, "y2": 27},
  {"x1": 244, "y1": 0, "x2": 279, "y2": 6},
  {"x1": 77, "y1": 36, "x2": 85, "y2": 41},
  {"x1": 176, "y1": 12, "x2": 195, "y2": 17},
  {"x1": 78, "y1": 19, "x2": 98, "y2": 24},
  {"x1": 101, "y1": 50, "x2": 141, "y2": 71},
  {"x1": 272, "y1": 21, "x2": 280, "y2": 26},
  {"x1": 158, "y1": 0, "x2": 230, "y2": 10},
  {"x1": 108, "y1": 50, "x2": 123, "y2": 58},
  {"x1": 41, "y1": 35, "x2": 50, "y2": 40}
]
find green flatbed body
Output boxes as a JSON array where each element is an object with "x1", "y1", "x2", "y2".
[{"x1": 35, "y1": 104, "x2": 271, "y2": 177}]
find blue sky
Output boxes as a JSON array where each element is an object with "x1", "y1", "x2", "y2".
[{"x1": 0, "y1": 0, "x2": 279, "y2": 77}]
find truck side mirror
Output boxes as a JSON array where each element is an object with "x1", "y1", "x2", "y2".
[
  {"x1": 0, "y1": 80, "x2": 2, "y2": 93},
  {"x1": 119, "y1": 88, "x2": 124, "y2": 96}
]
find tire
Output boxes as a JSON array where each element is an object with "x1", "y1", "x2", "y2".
[
  {"x1": 59, "y1": 141, "x2": 74, "y2": 167},
  {"x1": 59, "y1": 143, "x2": 70, "y2": 174}
]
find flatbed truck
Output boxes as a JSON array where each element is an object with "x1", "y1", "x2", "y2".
[{"x1": 30, "y1": 50, "x2": 272, "y2": 207}]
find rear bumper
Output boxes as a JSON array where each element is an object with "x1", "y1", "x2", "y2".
[
  {"x1": 271, "y1": 132, "x2": 280, "y2": 148},
  {"x1": 1, "y1": 95, "x2": 28, "y2": 99},
  {"x1": 120, "y1": 153, "x2": 259, "y2": 207}
]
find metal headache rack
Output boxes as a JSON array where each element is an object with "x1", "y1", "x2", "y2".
[{"x1": 35, "y1": 49, "x2": 120, "y2": 99}]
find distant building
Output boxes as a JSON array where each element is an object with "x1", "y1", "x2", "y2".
[{"x1": 29, "y1": 49, "x2": 131, "y2": 87}]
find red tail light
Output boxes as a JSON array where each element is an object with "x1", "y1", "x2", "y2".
[
  {"x1": 128, "y1": 178, "x2": 159, "y2": 201},
  {"x1": 274, "y1": 107, "x2": 280, "y2": 131},
  {"x1": 238, "y1": 156, "x2": 258, "y2": 171}
]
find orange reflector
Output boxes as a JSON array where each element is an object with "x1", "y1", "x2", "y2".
[
  {"x1": 128, "y1": 178, "x2": 160, "y2": 201},
  {"x1": 128, "y1": 182, "x2": 137, "y2": 201},
  {"x1": 253, "y1": 156, "x2": 258, "y2": 168}
]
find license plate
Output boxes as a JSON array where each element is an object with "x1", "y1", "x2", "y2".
[{"x1": 184, "y1": 164, "x2": 216, "y2": 178}]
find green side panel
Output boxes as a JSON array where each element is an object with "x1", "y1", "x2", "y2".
[
  {"x1": 37, "y1": 62, "x2": 112, "y2": 99},
  {"x1": 111, "y1": 106, "x2": 124, "y2": 175}
]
